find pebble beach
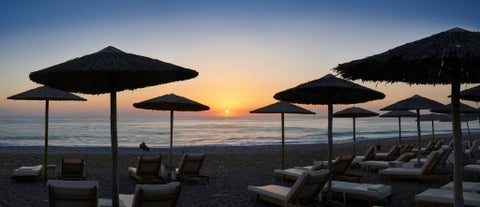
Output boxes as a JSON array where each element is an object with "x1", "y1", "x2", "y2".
[{"x1": 1, "y1": 133, "x2": 478, "y2": 207}]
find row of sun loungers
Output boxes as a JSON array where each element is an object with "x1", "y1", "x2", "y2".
[
  {"x1": 128, "y1": 153, "x2": 209, "y2": 184},
  {"x1": 47, "y1": 179, "x2": 182, "y2": 207},
  {"x1": 12, "y1": 158, "x2": 86, "y2": 181}
]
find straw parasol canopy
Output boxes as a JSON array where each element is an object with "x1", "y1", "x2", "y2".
[
  {"x1": 432, "y1": 103, "x2": 479, "y2": 143},
  {"x1": 333, "y1": 107, "x2": 378, "y2": 155},
  {"x1": 381, "y1": 95, "x2": 445, "y2": 162},
  {"x1": 459, "y1": 85, "x2": 480, "y2": 101},
  {"x1": 379, "y1": 110, "x2": 416, "y2": 144},
  {"x1": 274, "y1": 73, "x2": 385, "y2": 200},
  {"x1": 133, "y1": 93, "x2": 209, "y2": 169},
  {"x1": 8, "y1": 86, "x2": 86, "y2": 179},
  {"x1": 29, "y1": 46, "x2": 198, "y2": 207},
  {"x1": 334, "y1": 27, "x2": 480, "y2": 206},
  {"x1": 418, "y1": 113, "x2": 446, "y2": 142},
  {"x1": 250, "y1": 101, "x2": 315, "y2": 169}
]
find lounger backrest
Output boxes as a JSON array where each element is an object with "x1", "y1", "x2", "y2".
[
  {"x1": 136, "y1": 155, "x2": 162, "y2": 177},
  {"x1": 423, "y1": 141, "x2": 435, "y2": 153},
  {"x1": 437, "y1": 147, "x2": 452, "y2": 166},
  {"x1": 331, "y1": 155, "x2": 354, "y2": 174},
  {"x1": 131, "y1": 182, "x2": 182, "y2": 207},
  {"x1": 468, "y1": 139, "x2": 480, "y2": 157},
  {"x1": 61, "y1": 158, "x2": 85, "y2": 179},
  {"x1": 363, "y1": 145, "x2": 377, "y2": 161},
  {"x1": 177, "y1": 153, "x2": 206, "y2": 176},
  {"x1": 386, "y1": 145, "x2": 401, "y2": 157},
  {"x1": 286, "y1": 169, "x2": 330, "y2": 203},
  {"x1": 47, "y1": 180, "x2": 98, "y2": 207},
  {"x1": 395, "y1": 152, "x2": 415, "y2": 162},
  {"x1": 420, "y1": 151, "x2": 441, "y2": 175},
  {"x1": 434, "y1": 139, "x2": 445, "y2": 150}
]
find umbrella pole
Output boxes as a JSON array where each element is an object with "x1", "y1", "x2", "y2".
[
  {"x1": 398, "y1": 117, "x2": 402, "y2": 145},
  {"x1": 451, "y1": 81, "x2": 464, "y2": 207},
  {"x1": 353, "y1": 117, "x2": 356, "y2": 156},
  {"x1": 170, "y1": 110, "x2": 174, "y2": 168},
  {"x1": 466, "y1": 121, "x2": 471, "y2": 144},
  {"x1": 110, "y1": 91, "x2": 120, "y2": 207},
  {"x1": 327, "y1": 103, "x2": 333, "y2": 201},
  {"x1": 44, "y1": 100, "x2": 49, "y2": 180},
  {"x1": 416, "y1": 109, "x2": 421, "y2": 163},
  {"x1": 281, "y1": 113, "x2": 285, "y2": 170},
  {"x1": 431, "y1": 120, "x2": 435, "y2": 142}
]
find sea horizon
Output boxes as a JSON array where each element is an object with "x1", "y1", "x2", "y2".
[{"x1": 1, "y1": 115, "x2": 477, "y2": 148}]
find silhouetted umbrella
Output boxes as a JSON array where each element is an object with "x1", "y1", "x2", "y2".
[
  {"x1": 334, "y1": 27, "x2": 480, "y2": 206},
  {"x1": 8, "y1": 86, "x2": 86, "y2": 179},
  {"x1": 379, "y1": 110, "x2": 416, "y2": 144},
  {"x1": 133, "y1": 93, "x2": 209, "y2": 169},
  {"x1": 333, "y1": 107, "x2": 378, "y2": 155},
  {"x1": 29, "y1": 46, "x2": 198, "y2": 207},
  {"x1": 418, "y1": 113, "x2": 446, "y2": 142},
  {"x1": 440, "y1": 114, "x2": 477, "y2": 143},
  {"x1": 459, "y1": 85, "x2": 480, "y2": 101},
  {"x1": 250, "y1": 101, "x2": 315, "y2": 169},
  {"x1": 274, "y1": 73, "x2": 385, "y2": 200},
  {"x1": 433, "y1": 103, "x2": 479, "y2": 144},
  {"x1": 381, "y1": 95, "x2": 445, "y2": 162}
]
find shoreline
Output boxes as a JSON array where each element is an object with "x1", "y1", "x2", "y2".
[{"x1": 1, "y1": 132, "x2": 477, "y2": 206}]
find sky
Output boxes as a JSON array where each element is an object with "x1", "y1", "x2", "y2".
[{"x1": 1, "y1": 0, "x2": 480, "y2": 118}]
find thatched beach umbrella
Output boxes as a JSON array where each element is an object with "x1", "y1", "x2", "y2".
[
  {"x1": 250, "y1": 101, "x2": 315, "y2": 169},
  {"x1": 274, "y1": 74, "x2": 385, "y2": 200},
  {"x1": 7, "y1": 86, "x2": 86, "y2": 179},
  {"x1": 433, "y1": 103, "x2": 479, "y2": 144},
  {"x1": 334, "y1": 27, "x2": 480, "y2": 206},
  {"x1": 29, "y1": 46, "x2": 198, "y2": 207},
  {"x1": 333, "y1": 107, "x2": 378, "y2": 155},
  {"x1": 133, "y1": 93, "x2": 209, "y2": 169},
  {"x1": 459, "y1": 85, "x2": 480, "y2": 101},
  {"x1": 379, "y1": 110, "x2": 416, "y2": 144},
  {"x1": 440, "y1": 114, "x2": 477, "y2": 143},
  {"x1": 418, "y1": 113, "x2": 446, "y2": 142},
  {"x1": 381, "y1": 95, "x2": 444, "y2": 162}
]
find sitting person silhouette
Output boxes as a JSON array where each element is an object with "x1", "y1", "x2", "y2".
[{"x1": 139, "y1": 142, "x2": 150, "y2": 151}]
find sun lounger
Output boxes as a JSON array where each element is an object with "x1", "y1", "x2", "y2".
[
  {"x1": 373, "y1": 144, "x2": 401, "y2": 161},
  {"x1": 274, "y1": 162, "x2": 326, "y2": 180},
  {"x1": 47, "y1": 179, "x2": 99, "y2": 207},
  {"x1": 128, "y1": 155, "x2": 165, "y2": 183},
  {"x1": 359, "y1": 152, "x2": 416, "y2": 171},
  {"x1": 412, "y1": 140, "x2": 437, "y2": 155},
  {"x1": 325, "y1": 181, "x2": 392, "y2": 206},
  {"x1": 59, "y1": 158, "x2": 86, "y2": 180},
  {"x1": 464, "y1": 164, "x2": 480, "y2": 181},
  {"x1": 12, "y1": 165, "x2": 43, "y2": 181},
  {"x1": 248, "y1": 170, "x2": 330, "y2": 207},
  {"x1": 379, "y1": 151, "x2": 449, "y2": 181},
  {"x1": 465, "y1": 139, "x2": 480, "y2": 158},
  {"x1": 440, "y1": 181, "x2": 480, "y2": 193},
  {"x1": 415, "y1": 188, "x2": 480, "y2": 207},
  {"x1": 109, "y1": 182, "x2": 182, "y2": 207},
  {"x1": 352, "y1": 145, "x2": 377, "y2": 165},
  {"x1": 175, "y1": 153, "x2": 209, "y2": 184}
]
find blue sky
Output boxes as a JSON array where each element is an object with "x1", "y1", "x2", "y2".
[{"x1": 1, "y1": 0, "x2": 480, "y2": 117}]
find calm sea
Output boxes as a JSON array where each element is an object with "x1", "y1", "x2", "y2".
[{"x1": 0, "y1": 115, "x2": 477, "y2": 147}]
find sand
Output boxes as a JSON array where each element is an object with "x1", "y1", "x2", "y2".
[{"x1": 0, "y1": 133, "x2": 478, "y2": 207}]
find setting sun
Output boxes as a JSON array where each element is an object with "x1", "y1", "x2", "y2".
[{"x1": 225, "y1": 109, "x2": 230, "y2": 114}]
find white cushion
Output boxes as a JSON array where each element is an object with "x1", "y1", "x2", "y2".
[
  {"x1": 464, "y1": 164, "x2": 480, "y2": 173},
  {"x1": 13, "y1": 165, "x2": 43, "y2": 176},
  {"x1": 379, "y1": 167, "x2": 421, "y2": 176},
  {"x1": 440, "y1": 181, "x2": 480, "y2": 193},
  {"x1": 415, "y1": 188, "x2": 480, "y2": 206},
  {"x1": 274, "y1": 168, "x2": 305, "y2": 178},
  {"x1": 248, "y1": 185, "x2": 289, "y2": 202},
  {"x1": 326, "y1": 181, "x2": 391, "y2": 199}
]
